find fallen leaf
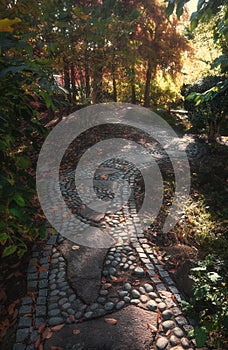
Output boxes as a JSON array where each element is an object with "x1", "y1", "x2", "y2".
[
  {"x1": 101, "y1": 277, "x2": 106, "y2": 284},
  {"x1": 43, "y1": 328, "x2": 53, "y2": 340},
  {"x1": 69, "y1": 314, "x2": 75, "y2": 322},
  {"x1": 165, "y1": 329, "x2": 171, "y2": 336},
  {"x1": 12, "y1": 308, "x2": 19, "y2": 320},
  {"x1": 101, "y1": 174, "x2": 107, "y2": 180},
  {"x1": 157, "y1": 256, "x2": 165, "y2": 265},
  {"x1": 35, "y1": 336, "x2": 42, "y2": 349},
  {"x1": 51, "y1": 324, "x2": 65, "y2": 332},
  {"x1": 72, "y1": 328, "x2": 81, "y2": 335},
  {"x1": 160, "y1": 291, "x2": 172, "y2": 298},
  {"x1": 39, "y1": 265, "x2": 48, "y2": 272},
  {"x1": 110, "y1": 275, "x2": 118, "y2": 281},
  {"x1": 103, "y1": 283, "x2": 112, "y2": 289},
  {"x1": 72, "y1": 245, "x2": 80, "y2": 250},
  {"x1": 147, "y1": 323, "x2": 157, "y2": 333},
  {"x1": 104, "y1": 318, "x2": 117, "y2": 325},
  {"x1": 132, "y1": 280, "x2": 141, "y2": 286},
  {"x1": 8, "y1": 303, "x2": 15, "y2": 315},
  {"x1": 157, "y1": 309, "x2": 162, "y2": 323},
  {"x1": 38, "y1": 323, "x2": 46, "y2": 334},
  {"x1": 110, "y1": 276, "x2": 125, "y2": 283},
  {"x1": 171, "y1": 294, "x2": 178, "y2": 304}
]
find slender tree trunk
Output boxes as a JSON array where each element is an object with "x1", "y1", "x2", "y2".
[
  {"x1": 144, "y1": 60, "x2": 153, "y2": 108},
  {"x1": 84, "y1": 56, "x2": 90, "y2": 99},
  {"x1": 64, "y1": 61, "x2": 71, "y2": 103},
  {"x1": 130, "y1": 66, "x2": 136, "y2": 104},
  {"x1": 92, "y1": 64, "x2": 103, "y2": 104},
  {"x1": 112, "y1": 77, "x2": 117, "y2": 102},
  {"x1": 111, "y1": 64, "x2": 117, "y2": 102},
  {"x1": 131, "y1": 84, "x2": 136, "y2": 104},
  {"x1": 71, "y1": 63, "x2": 76, "y2": 104}
]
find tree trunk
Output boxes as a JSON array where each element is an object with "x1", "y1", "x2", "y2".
[
  {"x1": 208, "y1": 118, "x2": 222, "y2": 143},
  {"x1": 112, "y1": 77, "x2": 117, "y2": 102},
  {"x1": 131, "y1": 84, "x2": 136, "y2": 104},
  {"x1": 64, "y1": 61, "x2": 71, "y2": 103},
  {"x1": 71, "y1": 63, "x2": 77, "y2": 104},
  {"x1": 92, "y1": 64, "x2": 103, "y2": 104},
  {"x1": 144, "y1": 60, "x2": 153, "y2": 108},
  {"x1": 130, "y1": 66, "x2": 136, "y2": 104},
  {"x1": 84, "y1": 53, "x2": 90, "y2": 99}
]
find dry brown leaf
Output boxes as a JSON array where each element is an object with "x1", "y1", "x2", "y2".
[
  {"x1": 132, "y1": 280, "x2": 141, "y2": 286},
  {"x1": 38, "y1": 323, "x2": 47, "y2": 334},
  {"x1": 101, "y1": 277, "x2": 106, "y2": 284},
  {"x1": 160, "y1": 291, "x2": 172, "y2": 298},
  {"x1": 110, "y1": 276, "x2": 125, "y2": 283},
  {"x1": 103, "y1": 283, "x2": 112, "y2": 289},
  {"x1": 147, "y1": 323, "x2": 157, "y2": 333},
  {"x1": 101, "y1": 175, "x2": 107, "y2": 180},
  {"x1": 72, "y1": 328, "x2": 81, "y2": 335},
  {"x1": 39, "y1": 265, "x2": 47, "y2": 272},
  {"x1": 104, "y1": 318, "x2": 118, "y2": 325},
  {"x1": 157, "y1": 309, "x2": 162, "y2": 323},
  {"x1": 35, "y1": 336, "x2": 42, "y2": 349},
  {"x1": 43, "y1": 328, "x2": 53, "y2": 340},
  {"x1": 165, "y1": 329, "x2": 171, "y2": 336},
  {"x1": 8, "y1": 303, "x2": 15, "y2": 315},
  {"x1": 110, "y1": 275, "x2": 118, "y2": 281},
  {"x1": 38, "y1": 344, "x2": 44, "y2": 350},
  {"x1": 69, "y1": 314, "x2": 75, "y2": 322},
  {"x1": 12, "y1": 308, "x2": 19, "y2": 320},
  {"x1": 51, "y1": 324, "x2": 65, "y2": 332},
  {"x1": 72, "y1": 245, "x2": 80, "y2": 250},
  {"x1": 171, "y1": 294, "x2": 178, "y2": 304}
]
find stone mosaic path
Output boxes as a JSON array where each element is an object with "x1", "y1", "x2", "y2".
[{"x1": 12, "y1": 136, "x2": 208, "y2": 350}]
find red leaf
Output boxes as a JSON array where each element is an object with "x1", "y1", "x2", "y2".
[
  {"x1": 51, "y1": 324, "x2": 65, "y2": 332},
  {"x1": 38, "y1": 323, "x2": 46, "y2": 334},
  {"x1": 104, "y1": 318, "x2": 117, "y2": 325},
  {"x1": 8, "y1": 303, "x2": 15, "y2": 315},
  {"x1": 132, "y1": 280, "x2": 141, "y2": 286},
  {"x1": 35, "y1": 336, "x2": 42, "y2": 349},
  {"x1": 43, "y1": 328, "x2": 53, "y2": 340},
  {"x1": 147, "y1": 323, "x2": 157, "y2": 333},
  {"x1": 69, "y1": 314, "x2": 75, "y2": 322}
]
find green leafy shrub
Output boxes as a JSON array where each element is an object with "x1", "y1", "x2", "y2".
[
  {"x1": 0, "y1": 21, "x2": 55, "y2": 258},
  {"x1": 183, "y1": 254, "x2": 228, "y2": 348},
  {"x1": 181, "y1": 75, "x2": 228, "y2": 142}
]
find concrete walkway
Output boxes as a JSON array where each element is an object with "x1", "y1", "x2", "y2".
[{"x1": 12, "y1": 136, "x2": 208, "y2": 350}]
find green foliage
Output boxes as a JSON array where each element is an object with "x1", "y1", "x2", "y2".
[
  {"x1": 0, "y1": 21, "x2": 55, "y2": 258},
  {"x1": 182, "y1": 75, "x2": 228, "y2": 141},
  {"x1": 183, "y1": 254, "x2": 228, "y2": 348}
]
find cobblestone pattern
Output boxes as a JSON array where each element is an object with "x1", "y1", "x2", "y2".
[{"x1": 14, "y1": 151, "x2": 201, "y2": 350}]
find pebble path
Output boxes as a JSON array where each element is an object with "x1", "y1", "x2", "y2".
[{"x1": 12, "y1": 137, "x2": 207, "y2": 350}]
